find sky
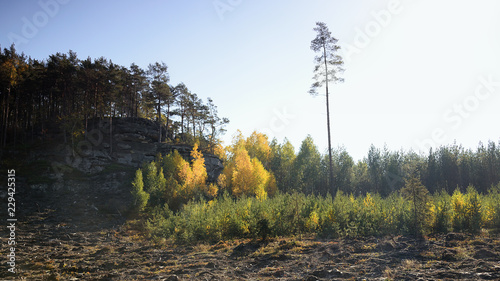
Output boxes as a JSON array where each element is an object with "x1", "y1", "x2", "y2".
[{"x1": 1, "y1": 0, "x2": 499, "y2": 161}]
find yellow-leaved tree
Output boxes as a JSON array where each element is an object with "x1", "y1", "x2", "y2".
[
  {"x1": 245, "y1": 131, "x2": 272, "y2": 168},
  {"x1": 177, "y1": 155, "x2": 193, "y2": 189},
  {"x1": 250, "y1": 158, "x2": 271, "y2": 199},
  {"x1": 191, "y1": 143, "x2": 215, "y2": 197},
  {"x1": 220, "y1": 131, "x2": 277, "y2": 199},
  {"x1": 165, "y1": 144, "x2": 213, "y2": 200},
  {"x1": 231, "y1": 146, "x2": 254, "y2": 197}
]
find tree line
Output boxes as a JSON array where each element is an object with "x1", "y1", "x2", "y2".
[
  {"x1": 0, "y1": 44, "x2": 229, "y2": 149},
  {"x1": 133, "y1": 132, "x2": 500, "y2": 242},
  {"x1": 132, "y1": 130, "x2": 500, "y2": 215},
  {"x1": 213, "y1": 131, "x2": 499, "y2": 198},
  {"x1": 269, "y1": 136, "x2": 500, "y2": 196}
]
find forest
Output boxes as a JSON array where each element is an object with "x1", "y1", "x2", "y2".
[
  {"x1": 0, "y1": 44, "x2": 229, "y2": 151},
  {"x1": 132, "y1": 131, "x2": 500, "y2": 242},
  {"x1": 2, "y1": 44, "x2": 500, "y2": 243}
]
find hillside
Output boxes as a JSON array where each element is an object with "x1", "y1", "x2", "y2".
[
  {"x1": 0, "y1": 117, "x2": 223, "y2": 229},
  {"x1": 1, "y1": 119, "x2": 500, "y2": 280}
]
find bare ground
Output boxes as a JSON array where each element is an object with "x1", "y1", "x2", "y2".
[{"x1": 1, "y1": 207, "x2": 500, "y2": 281}]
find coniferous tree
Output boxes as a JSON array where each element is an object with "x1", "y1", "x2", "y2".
[
  {"x1": 129, "y1": 63, "x2": 147, "y2": 118},
  {"x1": 367, "y1": 145, "x2": 383, "y2": 194},
  {"x1": 332, "y1": 147, "x2": 354, "y2": 194},
  {"x1": 309, "y1": 22, "x2": 344, "y2": 195},
  {"x1": 293, "y1": 135, "x2": 322, "y2": 194},
  {"x1": 164, "y1": 84, "x2": 178, "y2": 140},
  {"x1": 0, "y1": 47, "x2": 229, "y2": 149},
  {"x1": 401, "y1": 176, "x2": 432, "y2": 237},
  {"x1": 0, "y1": 45, "x2": 28, "y2": 147},
  {"x1": 352, "y1": 160, "x2": 371, "y2": 195},
  {"x1": 206, "y1": 97, "x2": 229, "y2": 153},
  {"x1": 174, "y1": 83, "x2": 191, "y2": 138},
  {"x1": 270, "y1": 138, "x2": 296, "y2": 193},
  {"x1": 131, "y1": 169, "x2": 149, "y2": 212},
  {"x1": 426, "y1": 148, "x2": 440, "y2": 193},
  {"x1": 147, "y1": 62, "x2": 170, "y2": 142}
]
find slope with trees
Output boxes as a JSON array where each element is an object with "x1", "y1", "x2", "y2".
[{"x1": 0, "y1": 44, "x2": 229, "y2": 150}]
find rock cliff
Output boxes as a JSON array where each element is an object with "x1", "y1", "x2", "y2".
[
  {"x1": 46, "y1": 117, "x2": 223, "y2": 182},
  {"x1": 5, "y1": 118, "x2": 224, "y2": 220}
]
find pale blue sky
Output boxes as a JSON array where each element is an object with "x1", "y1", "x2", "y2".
[{"x1": 1, "y1": 0, "x2": 499, "y2": 160}]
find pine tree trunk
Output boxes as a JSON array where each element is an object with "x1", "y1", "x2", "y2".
[
  {"x1": 181, "y1": 109, "x2": 185, "y2": 135},
  {"x1": 158, "y1": 101, "x2": 161, "y2": 143},
  {"x1": 14, "y1": 91, "x2": 19, "y2": 145},
  {"x1": 192, "y1": 116, "x2": 196, "y2": 141},
  {"x1": 3, "y1": 87, "x2": 10, "y2": 147},
  {"x1": 109, "y1": 115, "x2": 113, "y2": 155},
  {"x1": 165, "y1": 103, "x2": 170, "y2": 141},
  {"x1": 323, "y1": 44, "x2": 335, "y2": 196},
  {"x1": 413, "y1": 186, "x2": 418, "y2": 237}
]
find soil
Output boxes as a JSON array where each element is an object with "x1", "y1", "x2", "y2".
[
  {"x1": 1, "y1": 205, "x2": 500, "y2": 281},
  {"x1": 2, "y1": 169, "x2": 499, "y2": 280}
]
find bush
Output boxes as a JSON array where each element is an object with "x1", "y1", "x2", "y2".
[
  {"x1": 145, "y1": 204, "x2": 174, "y2": 241},
  {"x1": 131, "y1": 169, "x2": 149, "y2": 213},
  {"x1": 432, "y1": 189, "x2": 452, "y2": 233},
  {"x1": 483, "y1": 183, "x2": 500, "y2": 230},
  {"x1": 139, "y1": 185, "x2": 499, "y2": 243},
  {"x1": 464, "y1": 186, "x2": 482, "y2": 234},
  {"x1": 400, "y1": 177, "x2": 433, "y2": 236},
  {"x1": 451, "y1": 186, "x2": 482, "y2": 234}
]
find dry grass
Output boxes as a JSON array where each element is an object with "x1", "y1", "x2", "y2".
[
  {"x1": 400, "y1": 259, "x2": 420, "y2": 271},
  {"x1": 192, "y1": 243, "x2": 211, "y2": 253},
  {"x1": 383, "y1": 266, "x2": 395, "y2": 280},
  {"x1": 454, "y1": 246, "x2": 471, "y2": 260}
]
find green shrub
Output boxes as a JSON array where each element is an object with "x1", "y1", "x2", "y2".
[
  {"x1": 451, "y1": 186, "x2": 483, "y2": 234},
  {"x1": 464, "y1": 186, "x2": 482, "y2": 234},
  {"x1": 401, "y1": 177, "x2": 433, "y2": 237},
  {"x1": 131, "y1": 169, "x2": 149, "y2": 212},
  {"x1": 432, "y1": 189, "x2": 452, "y2": 233},
  {"x1": 145, "y1": 204, "x2": 174, "y2": 241},
  {"x1": 483, "y1": 183, "x2": 500, "y2": 230},
  {"x1": 139, "y1": 185, "x2": 499, "y2": 243}
]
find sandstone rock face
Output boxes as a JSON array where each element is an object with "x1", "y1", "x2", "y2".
[
  {"x1": 34, "y1": 117, "x2": 224, "y2": 184},
  {"x1": 99, "y1": 118, "x2": 223, "y2": 181},
  {"x1": 21, "y1": 118, "x2": 224, "y2": 216},
  {"x1": 205, "y1": 155, "x2": 225, "y2": 182}
]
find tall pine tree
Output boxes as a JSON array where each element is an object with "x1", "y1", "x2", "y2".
[
  {"x1": 309, "y1": 22, "x2": 344, "y2": 196},
  {"x1": 147, "y1": 62, "x2": 170, "y2": 142}
]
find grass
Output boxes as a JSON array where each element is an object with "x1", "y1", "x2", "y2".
[
  {"x1": 454, "y1": 246, "x2": 471, "y2": 260},
  {"x1": 252, "y1": 242, "x2": 282, "y2": 258},
  {"x1": 383, "y1": 266, "x2": 395, "y2": 280},
  {"x1": 401, "y1": 259, "x2": 420, "y2": 271}
]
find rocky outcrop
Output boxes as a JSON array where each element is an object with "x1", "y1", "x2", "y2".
[
  {"x1": 14, "y1": 118, "x2": 224, "y2": 219},
  {"x1": 33, "y1": 117, "x2": 224, "y2": 182}
]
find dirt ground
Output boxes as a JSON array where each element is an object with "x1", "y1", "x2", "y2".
[{"x1": 1, "y1": 206, "x2": 500, "y2": 281}]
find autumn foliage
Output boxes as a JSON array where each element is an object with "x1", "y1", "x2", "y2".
[
  {"x1": 131, "y1": 131, "x2": 500, "y2": 243},
  {"x1": 131, "y1": 144, "x2": 215, "y2": 212},
  {"x1": 141, "y1": 183, "x2": 500, "y2": 243},
  {"x1": 220, "y1": 131, "x2": 277, "y2": 200}
]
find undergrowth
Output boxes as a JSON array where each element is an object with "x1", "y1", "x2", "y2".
[{"x1": 143, "y1": 183, "x2": 500, "y2": 244}]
